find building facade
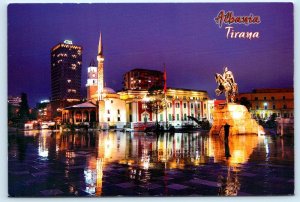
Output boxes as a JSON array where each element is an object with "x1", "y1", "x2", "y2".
[
  {"x1": 8, "y1": 96, "x2": 21, "y2": 107},
  {"x1": 51, "y1": 40, "x2": 82, "y2": 101},
  {"x1": 236, "y1": 88, "x2": 294, "y2": 119},
  {"x1": 63, "y1": 33, "x2": 127, "y2": 128},
  {"x1": 118, "y1": 88, "x2": 209, "y2": 129},
  {"x1": 123, "y1": 69, "x2": 164, "y2": 90}
]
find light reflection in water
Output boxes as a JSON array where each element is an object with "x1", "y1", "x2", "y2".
[
  {"x1": 38, "y1": 130, "x2": 52, "y2": 159},
  {"x1": 56, "y1": 131, "x2": 262, "y2": 195}
]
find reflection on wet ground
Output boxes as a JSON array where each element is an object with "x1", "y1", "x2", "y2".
[{"x1": 8, "y1": 130, "x2": 294, "y2": 196}]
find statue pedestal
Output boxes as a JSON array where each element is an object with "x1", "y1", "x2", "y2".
[{"x1": 210, "y1": 103, "x2": 264, "y2": 135}]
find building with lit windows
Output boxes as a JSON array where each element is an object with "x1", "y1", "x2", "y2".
[
  {"x1": 8, "y1": 95, "x2": 21, "y2": 107},
  {"x1": 63, "y1": 34, "x2": 127, "y2": 128},
  {"x1": 236, "y1": 88, "x2": 294, "y2": 119},
  {"x1": 123, "y1": 69, "x2": 164, "y2": 90},
  {"x1": 50, "y1": 40, "x2": 82, "y2": 118},
  {"x1": 36, "y1": 99, "x2": 52, "y2": 121},
  {"x1": 118, "y1": 88, "x2": 209, "y2": 129},
  {"x1": 62, "y1": 34, "x2": 210, "y2": 129},
  {"x1": 51, "y1": 40, "x2": 82, "y2": 101}
]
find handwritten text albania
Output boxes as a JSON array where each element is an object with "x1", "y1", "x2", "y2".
[{"x1": 214, "y1": 10, "x2": 261, "y2": 40}]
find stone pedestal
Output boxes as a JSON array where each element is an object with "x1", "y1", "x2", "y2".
[{"x1": 210, "y1": 103, "x2": 264, "y2": 135}]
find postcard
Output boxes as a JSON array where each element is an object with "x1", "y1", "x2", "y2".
[{"x1": 8, "y1": 2, "x2": 294, "y2": 197}]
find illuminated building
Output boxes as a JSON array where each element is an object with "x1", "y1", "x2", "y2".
[
  {"x1": 123, "y1": 69, "x2": 164, "y2": 90},
  {"x1": 51, "y1": 40, "x2": 82, "y2": 101},
  {"x1": 86, "y1": 60, "x2": 98, "y2": 100},
  {"x1": 63, "y1": 33, "x2": 126, "y2": 128},
  {"x1": 236, "y1": 88, "x2": 294, "y2": 119},
  {"x1": 50, "y1": 40, "x2": 83, "y2": 119},
  {"x1": 118, "y1": 87, "x2": 209, "y2": 129},
  {"x1": 36, "y1": 99, "x2": 52, "y2": 121},
  {"x1": 8, "y1": 95, "x2": 21, "y2": 107}
]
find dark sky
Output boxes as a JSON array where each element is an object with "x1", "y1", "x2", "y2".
[{"x1": 8, "y1": 3, "x2": 294, "y2": 107}]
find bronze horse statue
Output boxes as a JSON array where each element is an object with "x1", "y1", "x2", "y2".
[{"x1": 215, "y1": 73, "x2": 238, "y2": 103}]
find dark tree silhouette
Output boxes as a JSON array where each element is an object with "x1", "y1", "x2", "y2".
[
  {"x1": 18, "y1": 93, "x2": 30, "y2": 123},
  {"x1": 147, "y1": 85, "x2": 164, "y2": 128}
]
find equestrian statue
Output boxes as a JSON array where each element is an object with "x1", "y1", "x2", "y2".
[{"x1": 215, "y1": 67, "x2": 238, "y2": 103}]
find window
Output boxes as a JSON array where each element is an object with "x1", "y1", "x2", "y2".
[
  {"x1": 183, "y1": 103, "x2": 186, "y2": 108},
  {"x1": 255, "y1": 97, "x2": 258, "y2": 101},
  {"x1": 107, "y1": 117, "x2": 110, "y2": 122},
  {"x1": 160, "y1": 114, "x2": 163, "y2": 121},
  {"x1": 176, "y1": 103, "x2": 180, "y2": 108},
  {"x1": 184, "y1": 114, "x2": 187, "y2": 121},
  {"x1": 197, "y1": 103, "x2": 200, "y2": 108},
  {"x1": 117, "y1": 117, "x2": 121, "y2": 121},
  {"x1": 264, "y1": 97, "x2": 266, "y2": 100},
  {"x1": 111, "y1": 100, "x2": 113, "y2": 104},
  {"x1": 169, "y1": 114, "x2": 172, "y2": 121},
  {"x1": 271, "y1": 96, "x2": 275, "y2": 100},
  {"x1": 176, "y1": 114, "x2": 179, "y2": 121},
  {"x1": 117, "y1": 109, "x2": 120, "y2": 114},
  {"x1": 107, "y1": 110, "x2": 110, "y2": 114},
  {"x1": 264, "y1": 105, "x2": 267, "y2": 110},
  {"x1": 256, "y1": 105, "x2": 259, "y2": 110},
  {"x1": 191, "y1": 103, "x2": 194, "y2": 109},
  {"x1": 204, "y1": 104, "x2": 206, "y2": 109},
  {"x1": 168, "y1": 103, "x2": 172, "y2": 108},
  {"x1": 273, "y1": 105, "x2": 276, "y2": 109},
  {"x1": 283, "y1": 96, "x2": 286, "y2": 100},
  {"x1": 191, "y1": 113, "x2": 194, "y2": 117},
  {"x1": 283, "y1": 104, "x2": 287, "y2": 109}
]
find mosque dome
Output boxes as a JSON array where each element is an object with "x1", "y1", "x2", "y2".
[{"x1": 103, "y1": 87, "x2": 116, "y2": 94}]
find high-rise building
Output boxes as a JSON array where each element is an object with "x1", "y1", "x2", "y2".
[
  {"x1": 51, "y1": 40, "x2": 82, "y2": 101},
  {"x1": 123, "y1": 69, "x2": 164, "y2": 90}
]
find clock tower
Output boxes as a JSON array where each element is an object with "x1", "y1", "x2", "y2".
[{"x1": 86, "y1": 59, "x2": 98, "y2": 100}]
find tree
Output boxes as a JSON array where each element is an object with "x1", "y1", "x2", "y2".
[
  {"x1": 238, "y1": 97, "x2": 251, "y2": 111},
  {"x1": 18, "y1": 93, "x2": 30, "y2": 123},
  {"x1": 147, "y1": 85, "x2": 165, "y2": 129}
]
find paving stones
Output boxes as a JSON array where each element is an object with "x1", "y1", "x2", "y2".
[{"x1": 8, "y1": 132, "x2": 294, "y2": 196}]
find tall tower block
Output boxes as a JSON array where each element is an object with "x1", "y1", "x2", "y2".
[{"x1": 97, "y1": 33, "x2": 105, "y2": 123}]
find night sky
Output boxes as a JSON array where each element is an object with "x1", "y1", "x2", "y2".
[{"x1": 8, "y1": 3, "x2": 294, "y2": 107}]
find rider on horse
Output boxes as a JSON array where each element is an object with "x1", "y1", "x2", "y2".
[
  {"x1": 215, "y1": 67, "x2": 238, "y2": 103},
  {"x1": 223, "y1": 67, "x2": 235, "y2": 90}
]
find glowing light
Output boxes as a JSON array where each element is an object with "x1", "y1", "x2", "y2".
[
  {"x1": 232, "y1": 111, "x2": 242, "y2": 119},
  {"x1": 40, "y1": 99, "x2": 50, "y2": 103},
  {"x1": 64, "y1": 40, "x2": 73, "y2": 44}
]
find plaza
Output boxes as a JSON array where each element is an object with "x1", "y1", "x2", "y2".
[{"x1": 8, "y1": 130, "x2": 294, "y2": 196}]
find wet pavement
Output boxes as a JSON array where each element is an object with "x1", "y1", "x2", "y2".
[{"x1": 8, "y1": 130, "x2": 294, "y2": 197}]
